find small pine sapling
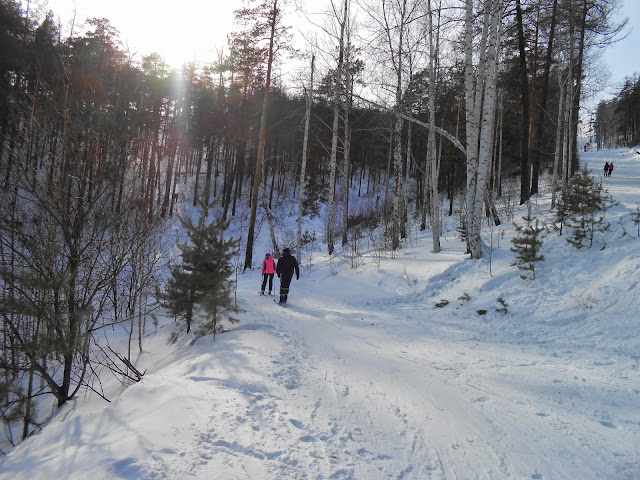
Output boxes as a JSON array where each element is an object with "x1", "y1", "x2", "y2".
[
  {"x1": 511, "y1": 204, "x2": 545, "y2": 280},
  {"x1": 561, "y1": 166, "x2": 616, "y2": 249},
  {"x1": 159, "y1": 199, "x2": 239, "y2": 340}
]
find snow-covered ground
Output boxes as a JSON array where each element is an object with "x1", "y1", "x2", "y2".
[{"x1": 1, "y1": 148, "x2": 640, "y2": 479}]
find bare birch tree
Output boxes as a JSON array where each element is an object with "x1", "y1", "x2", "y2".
[
  {"x1": 551, "y1": 69, "x2": 568, "y2": 209},
  {"x1": 327, "y1": 0, "x2": 349, "y2": 256},
  {"x1": 464, "y1": 0, "x2": 502, "y2": 259},
  {"x1": 427, "y1": 0, "x2": 440, "y2": 252},
  {"x1": 341, "y1": 34, "x2": 353, "y2": 247},
  {"x1": 297, "y1": 54, "x2": 315, "y2": 259}
]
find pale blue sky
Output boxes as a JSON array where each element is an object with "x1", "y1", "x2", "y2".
[{"x1": 602, "y1": 0, "x2": 640, "y2": 94}]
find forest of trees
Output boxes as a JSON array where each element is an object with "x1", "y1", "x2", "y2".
[
  {"x1": 595, "y1": 74, "x2": 640, "y2": 149},
  {"x1": 0, "y1": 0, "x2": 625, "y2": 451}
]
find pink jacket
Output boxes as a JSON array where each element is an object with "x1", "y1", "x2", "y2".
[{"x1": 262, "y1": 255, "x2": 276, "y2": 274}]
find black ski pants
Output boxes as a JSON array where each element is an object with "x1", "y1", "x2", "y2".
[
  {"x1": 279, "y1": 274, "x2": 293, "y2": 303},
  {"x1": 261, "y1": 273, "x2": 274, "y2": 292}
]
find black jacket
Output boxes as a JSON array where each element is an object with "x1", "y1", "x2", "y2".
[{"x1": 276, "y1": 252, "x2": 299, "y2": 279}]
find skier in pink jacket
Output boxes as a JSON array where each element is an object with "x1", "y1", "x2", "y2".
[{"x1": 260, "y1": 253, "x2": 277, "y2": 295}]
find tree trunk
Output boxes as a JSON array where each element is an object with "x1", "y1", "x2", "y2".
[
  {"x1": 327, "y1": 0, "x2": 348, "y2": 256},
  {"x1": 552, "y1": 71, "x2": 566, "y2": 209},
  {"x1": 261, "y1": 144, "x2": 279, "y2": 257},
  {"x1": 528, "y1": 4, "x2": 541, "y2": 195},
  {"x1": 341, "y1": 84, "x2": 352, "y2": 247},
  {"x1": 244, "y1": 0, "x2": 278, "y2": 271},
  {"x1": 466, "y1": 0, "x2": 502, "y2": 259},
  {"x1": 570, "y1": 0, "x2": 588, "y2": 175},
  {"x1": 516, "y1": 0, "x2": 531, "y2": 204},
  {"x1": 297, "y1": 54, "x2": 314, "y2": 259},
  {"x1": 428, "y1": 0, "x2": 441, "y2": 252},
  {"x1": 562, "y1": 77, "x2": 573, "y2": 191},
  {"x1": 391, "y1": 0, "x2": 407, "y2": 251},
  {"x1": 532, "y1": 0, "x2": 558, "y2": 196},
  {"x1": 342, "y1": 24, "x2": 353, "y2": 248},
  {"x1": 464, "y1": 0, "x2": 488, "y2": 255}
]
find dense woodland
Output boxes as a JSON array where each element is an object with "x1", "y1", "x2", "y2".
[
  {"x1": 595, "y1": 74, "x2": 640, "y2": 149},
  {"x1": 0, "y1": 0, "x2": 626, "y2": 452}
]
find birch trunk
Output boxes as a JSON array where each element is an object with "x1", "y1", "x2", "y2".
[
  {"x1": 515, "y1": 0, "x2": 531, "y2": 204},
  {"x1": 391, "y1": 0, "x2": 408, "y2": 250},
  {"x1": 421, "y1": 147, "x2": 429, "y2": 231},
  {"x1": 466, "y1": 0, "x2": 502, "y2": 259},
  {"x1": 296, "y1": 54, "x2": 314, "y2": 260},
  {"x1": 497, "y1": 96, "x2": 504, "y2": 198},
  {"x1": 341, "y1": 90, "x2": 352, "y2": 246},
  {"x1": 392, "y1": 114, "x2": 403, "y2": 250},
  {"x1": 551, "y1": 71, "x2": 565, "y2": 209},
  {"x1": 327, "y1": 0, "x2": 348, "y2": 256},
  {"x1": 464, "y1": 0, "x2": 487, "y2": 253},
  {"x1": 342, "y1": 121, "x2": 351, "y2": 246},
  {"x1": 562, "y1": 79, "x2": 573, "y2": 192},
  {"x1": 428, "y1": 0, "x2": 440, "y2": 252},
  {"x1": 342, "y1": 22, "x2": 353, "y2": 247},
  {"x1": 405, "y1": 121, "x2": 412, "y2": 226}
]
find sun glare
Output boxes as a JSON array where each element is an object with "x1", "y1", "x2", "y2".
[{"x1": 46, "y1": 0, "x2": 237, "y2": 68}]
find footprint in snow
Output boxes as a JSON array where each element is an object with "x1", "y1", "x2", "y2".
[{"x1": 289, "y1": 419, "x2": 304, "y2": 430}]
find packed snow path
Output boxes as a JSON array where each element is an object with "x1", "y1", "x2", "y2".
[{"x1": 1, "y1": 148, "x2": 639, "y2": 479}]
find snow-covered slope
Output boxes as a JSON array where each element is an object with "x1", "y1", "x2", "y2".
[{"x1": 1, "y1": 148, "x2": 639, "y2": 479}]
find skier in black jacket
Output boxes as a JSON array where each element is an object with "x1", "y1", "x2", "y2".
[{"x1": 276, "y1": 248, "x2": 299, "y2": 306}]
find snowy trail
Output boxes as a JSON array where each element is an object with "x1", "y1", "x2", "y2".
[
  {"x1": 225, "y1": 230, "x2": 637, "y2": 479},
  {"x1": 1, "y1": 148, "x2": 639, "y2": 479}
]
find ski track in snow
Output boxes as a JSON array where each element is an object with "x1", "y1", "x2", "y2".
[
  {"x1": 1, "y1": 149, "x2": 640, "y2": 479},
  {"x1": 148, "y1": 250, "x2": 637, "y2": 479}
]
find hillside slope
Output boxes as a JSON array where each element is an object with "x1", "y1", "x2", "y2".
[{"x1": 1, "y1": 148, "x2": 639, "y2": 479}]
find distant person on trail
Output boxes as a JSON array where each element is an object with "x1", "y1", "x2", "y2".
[
  {"x1": 260, "y1": 253, "x2": 276, "y2": 295},
  {"x1": 604, "y1": 162, "x2": 610, "y2": 176},
  {"x1": 276, "y1": 248, "x2": 299, "y2": 306},
  {"x1": 608, "y1": 162, "x2": 614, "y2": 176}
]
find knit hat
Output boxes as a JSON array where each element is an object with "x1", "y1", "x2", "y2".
[{"x1": 283, "y1": 247, "x2": 291, "y2": 255}]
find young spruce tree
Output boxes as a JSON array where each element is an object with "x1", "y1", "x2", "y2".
[
  {"x1": 511, "y1": 204, "x2": 545, "y2": 280},
  {"x1": 556, "y1": 165, "x2": 616, "y2": 249},
  {"x1": 161, "y1": 200, "x2": 239, "y2": 340}
]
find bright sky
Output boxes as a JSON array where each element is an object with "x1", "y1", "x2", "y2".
[
  {"x1": 42, "y1": 0, "x2": 639, "y2": 84},
  {"x1": 43, "y1": 0, "x2": 240, "y2": 67},
  {"x1": 603, "y1": 0, "x2": 640, "y2": 90}
]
